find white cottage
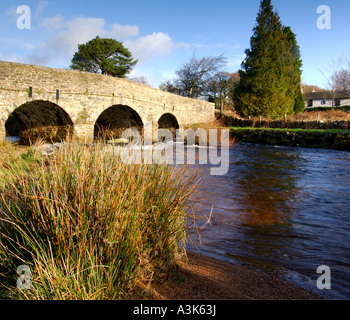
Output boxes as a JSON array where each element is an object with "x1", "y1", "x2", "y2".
[{"x1": 304, "y1": 91, "x2": 350, "y2": 108}]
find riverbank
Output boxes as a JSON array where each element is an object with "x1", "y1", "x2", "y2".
[
  {"x1": 217, "y1": 111, "x2": 350, "y2": 130},
  {"x1": 150, "y1": 251, "x2": 321, "y2": 300},
  {"x1": 229, "y1": 127, "x2": 350, "y2": 150}
]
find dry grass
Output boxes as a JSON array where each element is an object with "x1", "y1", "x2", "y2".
[
  {"x1": 222, "y1": 109, "x2": 349, "y2": 122},
  {"x1": 183, "y1": 118, "x2": 236, "y2": 147},
  {"x1": 0, "y1": 141, "x2": 200, "y2": 299},
  {"x1": 287, "y1": 110, "x2": 349, "y2": 122}
]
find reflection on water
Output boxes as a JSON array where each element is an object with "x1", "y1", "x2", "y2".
[{"x1": 187, "y1": 143, "x2": 350, "y2": 299}]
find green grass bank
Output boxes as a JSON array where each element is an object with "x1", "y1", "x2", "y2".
[{"x1": 229, "y1": 127, "x2": 350, "y2": 150}]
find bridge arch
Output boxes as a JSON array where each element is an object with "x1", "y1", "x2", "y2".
[
  {"x1": 5, "y1": 100, "x2": 74, "y2": 144},
  {"x1": 94, "y1": 104, "x2": 144, "y2": 140},
  {"x1": 157, "y1": 113, "x2": 179, "y2": 130},
  {"x1": 0, "y1": 62, "x2": 215, "y2": 143}
]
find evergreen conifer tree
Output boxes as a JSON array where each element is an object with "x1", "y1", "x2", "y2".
[
  {"x1": 234, "y1": 0, "x2": 303, "y2": 118},
  {"x1": 70, "y1": 36, "x2": 137, "y2": 78},
  {"x1": 283, "y1": 26, "x2": 305, "y2": 113}
]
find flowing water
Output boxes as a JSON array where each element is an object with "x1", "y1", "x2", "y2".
[{"x1": 187, "y1": 143, "x2": 350, "y2": 299}]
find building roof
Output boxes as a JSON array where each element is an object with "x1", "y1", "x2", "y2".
[{"x1": 303, "y1": 91, "x2": 350, "y2": 100}]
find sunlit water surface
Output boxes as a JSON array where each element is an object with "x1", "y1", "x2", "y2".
[{"x1": 185, "y1": 143, "x2": 350, "y2": 299}]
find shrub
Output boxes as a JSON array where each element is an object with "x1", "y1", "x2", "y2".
[
  {"x1": 305, "y1": 106, "x2": 350, "y2": 113},
  {"x1": 19, "y1": 125, "x2": 74, "y2": 145},
  {"x1": 294, "y1": 90, "x2": 305, "y2": 114}
]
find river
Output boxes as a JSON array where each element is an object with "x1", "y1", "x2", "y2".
[
  {"x1": 187, "y1": 143, "x2": 350, "y2": 299},
  {"x1": 6, "y1": 137, "x2": 349, "y2": 298}
]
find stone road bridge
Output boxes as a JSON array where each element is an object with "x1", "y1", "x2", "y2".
[{"x1": 0, "y1": 61, "x2": 215, "y2": 143}]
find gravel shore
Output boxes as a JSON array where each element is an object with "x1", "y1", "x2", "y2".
[{"x1": 150, "y1": 251, "x2": 321, "y2": 300}]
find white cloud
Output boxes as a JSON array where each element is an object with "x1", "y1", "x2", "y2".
[
  {"x1": 125, "y1": 32, "x2": 184, "y2": 64},
  {"x1": 109, "y1": 24, "x2": 139, "y2": 39},
  {"x1": 53, "y1": 17, "x2": 106, "y2": 55},
  {"x1": 6, "y1": 6, "x2": 17, "y2": 16},
  {"x1": 40, "y1": 15, "x2": 65, "y2": 30},
  {"x1": 128, "y1": 32, "x2": 174, "y2": 54},
  {"x1": 23, "y1": 16, "x2": 107, "y2": 66},
  {"x1": 13, "y1": 15, "x2": 193, "y2": 70},
  {"x1": 36, "y1": 1, "x2": 48, "y2": 15},
  {"x1": 39, "y1": 16, "x2": 140, "y2": 61}
]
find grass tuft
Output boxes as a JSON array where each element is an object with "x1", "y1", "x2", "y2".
[{"x1": 0, "y1": 142, "x2": 199, "y2": 299}]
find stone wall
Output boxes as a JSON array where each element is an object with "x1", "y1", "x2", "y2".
[{"x1": 0, "y1": 61, "x2": 215, "y2": 142}]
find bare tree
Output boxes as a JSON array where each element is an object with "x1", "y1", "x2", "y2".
[
  {"x1": 301, "y1": 83, "x2": 327, "y2": 93},
  {"x1": 320, "y1": 58, "x2": 339, "y2": 107},
  {"x1": 334, "y1": 68, "x2": 350, "y2": 92},
  {"x1": 128, "y1": 75, "x2": 152, "y2": 86},
  {"x1": 320, "y1": 57, "x2": 350, "y2": 107},
  {"x1": 159, "y1": 79, "x2": 182, "y2": 95},
  {"x1": 160, "y1": 54, "x2": 227, "y2": 99},
  {"x1": 207, "y1": 72, "x2": 239, "y2": 113}
]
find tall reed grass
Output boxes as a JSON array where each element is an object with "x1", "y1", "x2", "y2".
[{"x1": 0, "y1": 142, "x2": 199, "y2": 299}]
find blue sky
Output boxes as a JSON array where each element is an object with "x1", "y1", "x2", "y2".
[{"x1": 1, "y1": 0, "x2": 350, "y2": 88}]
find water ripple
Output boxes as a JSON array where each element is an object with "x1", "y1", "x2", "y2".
[{"x1": 189, "y1": 144, "x2": 350, "y2": 299}]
